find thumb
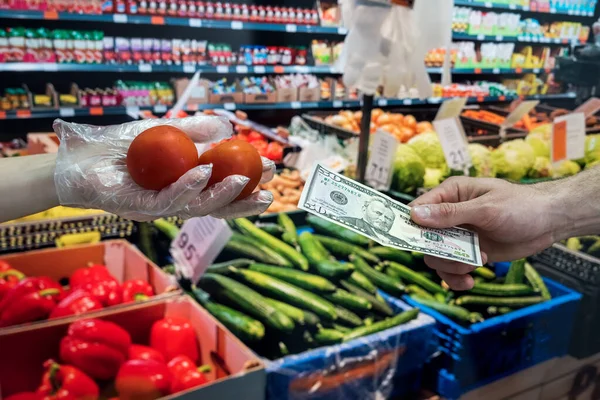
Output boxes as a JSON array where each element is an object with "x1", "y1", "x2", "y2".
[{"x1": 411, "y1": 200, "x2": 481, "y2": 229}]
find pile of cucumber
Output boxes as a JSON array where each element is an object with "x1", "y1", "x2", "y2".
[
  {"x1": 189, "y1": 214, "x2": 420, "y2": 360},
  {"x1": 407, "y1": 259, "x2": 552, "y2": 325}
]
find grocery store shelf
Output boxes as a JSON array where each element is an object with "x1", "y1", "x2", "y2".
[
  {"x1": 0, "y1": 93, "x2": 576, "y2": 120},
  {"x1": 453, "y1": 0, "x2": 596, "y2": 16},
  {"x1": 453, "y1": 32, "x2": 583, "y2": 45},
  {"x1": 428, "y1": 67, "x2": 553, "y2": 74},
  {"x1": 0, "y1": 10, "x2": 347, "y2": 35}
]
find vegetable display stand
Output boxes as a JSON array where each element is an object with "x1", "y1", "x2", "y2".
[
  {"x1": 404, "y1": 262, "x2": 582, "y2": 400},
  {"x1": 0, "y1": 240, "x2": 175, "y2": 331},
  {"x1": 263, "y1": 293, "x2": 435, "y2": 400},
  {"x1": 0, "y1": 296, "x2": 266, "y2": 400}
]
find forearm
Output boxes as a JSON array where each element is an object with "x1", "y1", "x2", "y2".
[
  {"x1": 0, "y1": 153, "x2": 59, "y2": 223},
  {"x1": 539, "y1": 167, "x2": 600, "y2": 241}
]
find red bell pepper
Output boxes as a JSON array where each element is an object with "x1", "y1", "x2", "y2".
[
  {"x1": 4, "y1": 393, "x2": 41, "y2": 400},
  {"x1": 115, "y1": 360, "x2": 171, "y2": 400},
  {"x1": 50, "y1": 289, "x2": 103, "y2": 319},
  {"x1": 69, "y1": 264, "x2": 112, "y2": 288},
  {"x1": 167, "y1": 355, "x2": 210, "y2": 394},
  {"x1": 60, "y1": 318, "x2": 131, "y2": 380},
  {"x1": 0, "y1": 259, "x2": 13, "y2": 272},
  {"x1": 128, "y1": 344, "x2": 165, "y2": 363},
  {"x1": 79, "y1": 277, "x2": 122, "y2": 307},
  {"x1": 122, "y1": 280, "x2": 154, "y2": 303},
  {"x1": 37, "y1": 360, "x2": 99, "y2": 400},
  {"x1": 0, "y1": 268, "x2": 26, "y2": 301},
  {"x1": 0, "y1": 286, "x2": 62, "y2": 327},
  {"x1": 150, "y1": 317, "x2": 199, "y2": 363},
  {"x1": 0, "y1": 277, "x2": 64, "y2": 316}
]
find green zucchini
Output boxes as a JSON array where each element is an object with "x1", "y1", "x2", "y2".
[
  {"x1": 370, "y1": 247, "x2": 414, "y2": 265},
  {"x1": 198, "y1": 273, "x2": 295, "y2": 333},
  {"x1": 350, "y1": 254, "x2": 406, "y2": 296},
  {"x1": 524, "y1": 262, "x2": 551, "y2": 300},
  {"x1": 343, "y1": 309, "x2": 419, "y2": 341},
  {"x1": 505, "y1": 259, "x2": 526, "y2": 285},
  {"x1": 298, "y1": 232, "x2": 354, "y2": 278},
  {"x1": 385, "y1": 261, "x2": 446, "y2": 295},
  {"x1": 152, "y1": 218, "x2": 180, "y2": 240},
  {"x1": 332, "y1": 323, "x2": 351, "y2": 333},
  {"x1": 254, "y1": 222, "x2": 283, "y2": 237},
  {"x1": 314, "y1": 235, "x2": 380, "y2": 264},
  {"x1": 434, "y1": 292, "x2": 447, "y2": 303},
  {"x1": 348, "y1": 271, "x2": 377, "y2": 294},
  {"x1": 323, "y1": 289, "x2": 372, "y2": 312},
  {"x1": 455, "y1": 295, "x2": 546, "y2": 308},
  {"x1": 410, "y1": 295, "x2": 482, "y2": 323},
  {"x1": 340, "y1": 280, "x2": 393, "y2": 317},
  {"x1": 263, "y1": 297, "x2": 306, "y2": 325},
  {"x1": 498, "y1": 306, "x2": 512, "y2": 315},
  {"x1": 277, "y1": 213, "x2": 298, "y2": 247},
  {"x1": 472, "y1": 266, "x2": 496, "y2": 280},
  {"x1": 208, "y1": 259, "x2": 254, "y2": 274},
  {"x1": 333, "y1": 306, "x2": 363, "y2": 327},
  {"x1": 190, "y1": 287, "x2": 265, "y2": 342},
  {"x1": 470, "y1": 282, "x2": 534, "y2": 297},
  {"x1": 314, "y1": 328, "x2": 344, "y2": 345},
  {"x1": 234, "y1": 218, "x2": 309, "y2": 271},
  {"x1": 406, "y1": 284, "x2": 434, "y2": 300},
  {"x1": 224, "y1": 240, "x2": 287, "y2": 266},
  {"x1": 230, "y1": 268, "x2": 337, "y2": 321},
  {"x1": 306, "y1": 215, "x2": 372, "y2": 247},
  {"x1": 301, "y1": 310, "x2": 321, "y2": 327},
  {"x1": 230, "y1": 233, "x2": 292, "y2": 268},
  {"x1": 249, "y1": 263, "x2": 336, "y2": 293}
]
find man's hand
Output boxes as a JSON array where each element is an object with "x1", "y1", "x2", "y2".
[{"x1": 409, "y1": 177, "x2": 558, "y2": 290}]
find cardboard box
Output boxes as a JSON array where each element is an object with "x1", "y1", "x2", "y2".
[
  {"x1": 27, "y1": 133, "x2": 60, "y2": 154},
  {"x1": 244, "y1": 91, "x2": 276, "y2": 104},
  {"x1": 209, "y1": 92, "x2": 244, "y2": 104},
  {"x1": 0, "y1": 240, "x2": 176, "y2": 332},
  {"x1": 0, "y1": 296, "x2": 266, "y2": 400},
  {"x1": 298, "y1": 87, "x2": 320, "y2": 102},
  {"x1": 276, "y1": 87, "x2": 298, "y2": 103},
  {"x1": 173, "y1": 78, "x2": 211, "y2": 106}
]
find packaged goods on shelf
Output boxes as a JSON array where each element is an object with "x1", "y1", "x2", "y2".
[
  {"x1": 453, "y1": 7, "x2": 521, "y2": 37},
  {"x1": 4, "y1": 0, "x2": 103, "y2": 13},
  {"x1": 311, "y1": 40, "x2": 343, "y2": 66}
]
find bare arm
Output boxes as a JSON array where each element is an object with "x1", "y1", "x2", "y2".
[{"x1": 0, "y1": 153, "x2": 59, "y2": 223}]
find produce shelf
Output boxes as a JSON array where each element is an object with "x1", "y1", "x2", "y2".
[
  {"x1": 453, "y1": 0, "x2": 596, "y2": 16},
  {"x1": 428, "y1": 67, "x2": 553, "y2": 74},
  {"x1": 0, "y1": 93, "x2": 577, "y2": 120},
  {"x1": 453, "y1": 32, "x2": 584, "y2": 45}
]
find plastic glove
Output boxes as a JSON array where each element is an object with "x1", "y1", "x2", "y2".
[{"x1": 53, "y1": 117, "x2": 275, "y2": 222}]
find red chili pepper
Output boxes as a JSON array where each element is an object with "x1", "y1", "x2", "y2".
[
  {"x1": 167, "y1": 355, "x2": 210, "y2": 394},
  {"x1": 4, "y1": 392, "x2": 41, "y2": 400},
  {"x1": 0, "y1": 287, "x2": 61, "y2": 327},
  {"x1": 128, "y1": 345, "x2": 165, "y2": 363},
  {"x1": 69, "y1": 264, "x2": 112, "y2": 288},
  {"x1": 50, "y1": 289, "x2": 104, "y2": 319},
  {"x1": 37, "y1": 360, "x2": 99, "y2": 400},
  {"x1": 59, "y1": 319, "x2": 131, "y2": 380},
  {"x1": 0, "y1": 277, "x2": 64, "y2": 316},
  {"x1": 122, "y1": 280, "x2": 154, "y2": 303},
  {"x1": 0, "y1": 268, "x2": 26, "y2": 301},
  {"x1": 150, "y1": 317, "x2": 199, "y2": 363},
  {"x1": 78, "y1": 278, "x2": 122, "y2": 307},
  {"x1": 115, "y1": 360, "x2": 171, "y2": 400}
]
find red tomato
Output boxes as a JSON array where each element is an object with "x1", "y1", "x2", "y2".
[
  {"x1": 127, "y1": 126, "x2": 198, "y2": 191},
  {"x1": 250, "y1": 139, "x2": 268, "y2": 154},
  {"x1": 265, "y1": 142, "x2": 284, "y2": 161},
  {"x1": 236, "y1": 132, "x2": 250, "y2": 142},
  {"x1": 197, "y1": 140, "x2": 262, "y2": 200},
  {"x1": 247, "y1": 131, "x2": 264, "y2": 142}
]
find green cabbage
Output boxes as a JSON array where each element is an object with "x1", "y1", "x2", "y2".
[
  {"x1": 468, "y1": 143, "x2": 496, "y2": 177},
  {"x1": 423, "y1": 168, "x2": 445, "y2": 188},
  {"x1": 528, "y1": 157, "x2": 553, "y2": 178},
  {"x1": 525, "y1": 134, "x2": 550, "y2": 158},
  {"x1": 491, "y1": 139, "x2": 536, "y2": 181},
  {"x1": 392, "y1": 144, "x2": 426, "y2": 194},
  {"x1": 553, "y1": 160, "x2": 581, "y2": 178},
  {"x1": 407, "y1": 132, "x2": 447, "y2": 169},
  {"x1": 584, "y1": 134, "x2": 600, "y2": 166}
]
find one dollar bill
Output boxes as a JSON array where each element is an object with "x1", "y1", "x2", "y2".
[{"x1": 299, "y1": 164, "x2": 483, "y2": 266}]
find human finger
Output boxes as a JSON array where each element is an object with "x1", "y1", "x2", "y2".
[
  {"x1": 423, "y1": 255, "x2": 477, "y2": 275},
  {"x1": 260, "y1": 157, "x2": 276, "y2": 184},
  {"x1": 410, "y1": 196, "x2": 490, "y2": 229},
  {"x1": 437, "y1": 270, "x2": 475, "y2": 291},
  {"x1": 154, "y1": 165, "x2": 213, "y2": 214},
  {"x1": 179, "y1": 175, "x2": 250, "y2": 218},
  {"x1": 210, "y1": 190, "x2": 274, "y2": 219}
]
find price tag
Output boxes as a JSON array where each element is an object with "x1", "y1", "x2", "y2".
[
  {"x1": 337, "y1": 27, "x2": 348, "y2": 35},
  {"x1": 523, "y1": 6, "x2": 529, "y2": 10},
  {"x1": 477, "y1": 34, "x2": 485, "y2": 40},
  {"x1": 550, "y1": 8, "x2": 557, "y2": 13},
  {"x1": 285, "y1": 24, "x2": 297, "y2": 32},
  {"x1": 402, "y1": 99, "x2": 412, "y2": 105},
  {"x1": 574, "y1": 97, "x2": 600, "y2": 118},
  {"x1": 433, "y1": 117, "x2": 472, "y2": 171},
  {"x1": 43, "y1": 63, "x2": 58, "y2": 72},
  {"x1": 532, "y1": 36, "x2": 539, "y2": 42},
  {"x1": 435, "y1": 97, "x2": 468, "y2": 121},
  {"x1": 113, "y1": 14, "x2": 128, "y2": 23},
  {"x1": 59, "y1": 108, "x2": 75, "y2": 117},
  {"x1": 189, "y1": 18, "x2": 202, "y2": 27},
  {"x1": 533, "y1": 68, "x2": 540, "y2": 73},
  {"x1": 493, "y1": 68, "x2": 500, "y2": 74},
  {"x1": 291, "y1": 101, "x2": 302, "y2": 109},
  {"x1": 153, "y1": 104, "x2": 167, "y2": 113},
  {"x1": 171, "y1": 216, "x2": 232, "y2": 283},
  {"x1": 365, "y1": 130, "x2": 399, "y2": 191},
  {"x1": 224, "y1": 102, "x2": 236, "y2": 110},
  {"x1": 236, "y1": 65, "x2": 249, "y2": 74},
  {"x1": 496, "y1": 35, "x2": 503, "y2": 41},
  {"x1": 216, "y1": 65, "x2": 229, "y2": 73},
  {"x1": 126, "y1": 106, "x2": 140, "y2": 119},
  {"x1": 231, "y1": 21, "x2": 243, "y2": 30},
  {"x1": 333, "y1": 100, "x2": 343, "y2": 108},
  {"x1": 253, "y1": 66, "x2": 266, "y2": 74},
  {"x1": 138, "y1": 64, "x2": 152, "y2": 73},
  {"x1": 183, "y1": 64, "x2": 195, "y2": 73},
  {"x1": 509, "y1": 3, "x2": 516, "y2": 9},
  {"x1": 378, "y1": 98, "x2": 388, "y2": 107},
  {"x1": 484, "y1": 2, "x2": 492, "y2": 7},
  {"x1": 295, "y1": 66, "x2": 309, "y2": 73},
  {"x1": 552, "y1": 113, "x2": 586, "y2": 163}
]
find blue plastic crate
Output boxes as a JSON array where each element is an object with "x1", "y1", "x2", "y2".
[
  {"x1": 263, "y1": 294, "x2": 436, "y2": 400},
  {"x1": 403, "y1": 262, "x2": 582, "y2": 399}
]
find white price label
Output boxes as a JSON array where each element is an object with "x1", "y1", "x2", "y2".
[
  {"x1": 154, "y1": 104, "x2": 167, "y2": 113},
  {"x1": 126, "y1": 106, "x2": 140, "y2": 119},
  {"x1": 532, "y1": 36, "x2": 539, "y2": 42},
  {"x1": 189, "y1": 18, "x2": 202, "y2": 27},
  {"x1": 138, "y1": 64, "x2": 152, "y2": 72},
  {"x1": 337, "y1": 27, "x2": 348, "y2": 35},
  {"x1": 484, "y1": 2, "x2": 492, "y2": 7},
  {"x1": 477, "y1": 34, "x2": 485, "y2": 40},
  {"x1": 231, "y1": 21, "x2": 243, "y2": 30},
  {"x1": 496, "y1": 35, "x2": 503, "y2": 41},
  {"x1": 253, "y1": 66, "x2": 266, "y2": 74},
  {"x1": 493, "y1": 68, "x2": 501, "y2": 74},
  {"x1": 509, "y1": 3, "x2": 516, "y2": 9},
  {"x1": 236, "y1": 65, "x2": 249, "y2": 74},
  {"x1": 171, "y1": 216, "x2": 232, "y2": 283},
  {"x1": 295, "y1": 66, "x2": 309, "y2": 73},
  {"x1": 568, "y1": 9, "x2": 574, "y2": 14},
  {"x1": 285, "y1": 24, "x2": 297, "y2": 32},
  {"x1": 216, "y1": 65, "x2": 229, "y2": 73},
  {"x1": 523, "y1": 6, "x2": 529, "y2": 10},
  {"x1": 183, "y1": 64, "x2": 195, "y2": 73},
  {"x1": 378, "y1": 98, "x2": 388, "y2": 107},
  {"x1": 433, "y1": 117, "x2": 472, "y2": 171},
  {"x1": 224, "y1": 102, "x2": 236, "y2": 110},
  {"x1": 365, "y1": 130, "x2": 399, "y2": 191},
  {"x1": 291, "y1": 101, "x2": 302, "y2": 109},
  {"x1": 533, "y1": 68, "x2": 540, "y2": 73},
  {"x1": 552, "y1": 113, "x2": 586, "y2": 163},
  {"x1": 43, "y1": 63, "x2": 58, "y2": 72},
  {"x1": 332, "y1": 100, "x2": 343, "y2": 108},
  {"x1": 503, "y1": 100, "x2": 539, "y2": 130},
  {"x1": 403, "y1": 99, "x2": 412, "y2": 105},
  {"x1": 59, "y1": 108, "x2": 75, "y2": 117},
  {"x1": 550, "y1": 8, "x2": 557, "y2": 13},
  {"x1": 113, "y1": 14, "x2": 128, "y2": 23}
]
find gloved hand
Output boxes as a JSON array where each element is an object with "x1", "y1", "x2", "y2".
[{"x1": 53, "y1": 116, "x2": 275, "y2": 221}]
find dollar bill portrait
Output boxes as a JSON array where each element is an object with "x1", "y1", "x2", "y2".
[{"x1": 338, "y1": 197, "x2": 409, "y2": 246}]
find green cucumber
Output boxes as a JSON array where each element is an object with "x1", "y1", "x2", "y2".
[
  {"x1": 208, "y1": 259, "x2": 254, "y2": 274},
  {"x1": 343, "y1": 309, "x2": 419, "y2": 341},
  {"x1": 470, "y1": 282, "x2": 534, "y2": 297},
  {"x1": 263, "y1": 297, "x2": 306, "y2": 325},
  {"x1": 348, "y1": 271, "x2": 377, "y2": 294},
  {"x1": 505, "y1": 259, "x2": 526, "y2": 285},
  {"x1": 298, "y1": 232, "x2": 353, "y2": 278},
  {"x1": 314, "y1": 235, "x2": 380, "y2": 264},
  {"x1": 313, "y1": 328, "x2": 344, "y2": 345},
  {"x1": 323, "y1": 289, "x2": 372, "y2": 312},
  {"x1": 234, "y1": 218, "x2": 309, "y2": 271},
  {"x1": 350, "y1": 254, "x2": 406, "y2": 296},
  {"x1": 152, "y1": 218, "x2": 180, "y2": 240},
  {"x1": 434, "y1": 292, "x2": 447, "y2": 303},
  {"x1": 472, "y1": 266, "x2": 496, "y2": 280},
  {"x1": 340, "y1": 281, "x2": 393, "y2": 317},
  {"x1": 254, "y1": 222, "x2": 283, "y2": 237},
  {"x1": 385, "y1": 261, "x2": 446, "y2": 295},
  {"x1": 224, "y1": 240, "x2": 287, "y2": 267},
  {"x1": 249, "y1": 263, "x2": 336, "y2": 293},
  {"x1": 306, "y1": 215, "x2": 372, "y2": 247},
  {"x1": 411, "y1": 295, "x2": 482, "y2": 323},
  {"x1": 230, "y1": 233, "x2": 292, "y2": 268},
  {"x1": 524, "y1": 262, "x2": 551, "y2": 300},
  {"x1": 455, "y1": 295, "x2": 546, "y2": 308},
  {"x1": 370, "y1": 247, "x2": 414, "y2": 265},
  {"x1": 277, "y1": 213, "x2": 298, "y2": 248},
  {"x1": 406, "y1": 285, "x2": 434, "y2": 300},
  {"x1": 333, "y1": 306, "x2": 363, "y2": 327}
]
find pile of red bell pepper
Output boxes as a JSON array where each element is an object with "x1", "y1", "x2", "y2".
[
  {"x1": 6, "y1": 317, "x2": 209, "y2": 400},
  {"x1": 0, "y1": 260, "x2": 155, "y2": 328},
  {"x1": 212, "y1": 123, "x2": 285, "y2": 162}
]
